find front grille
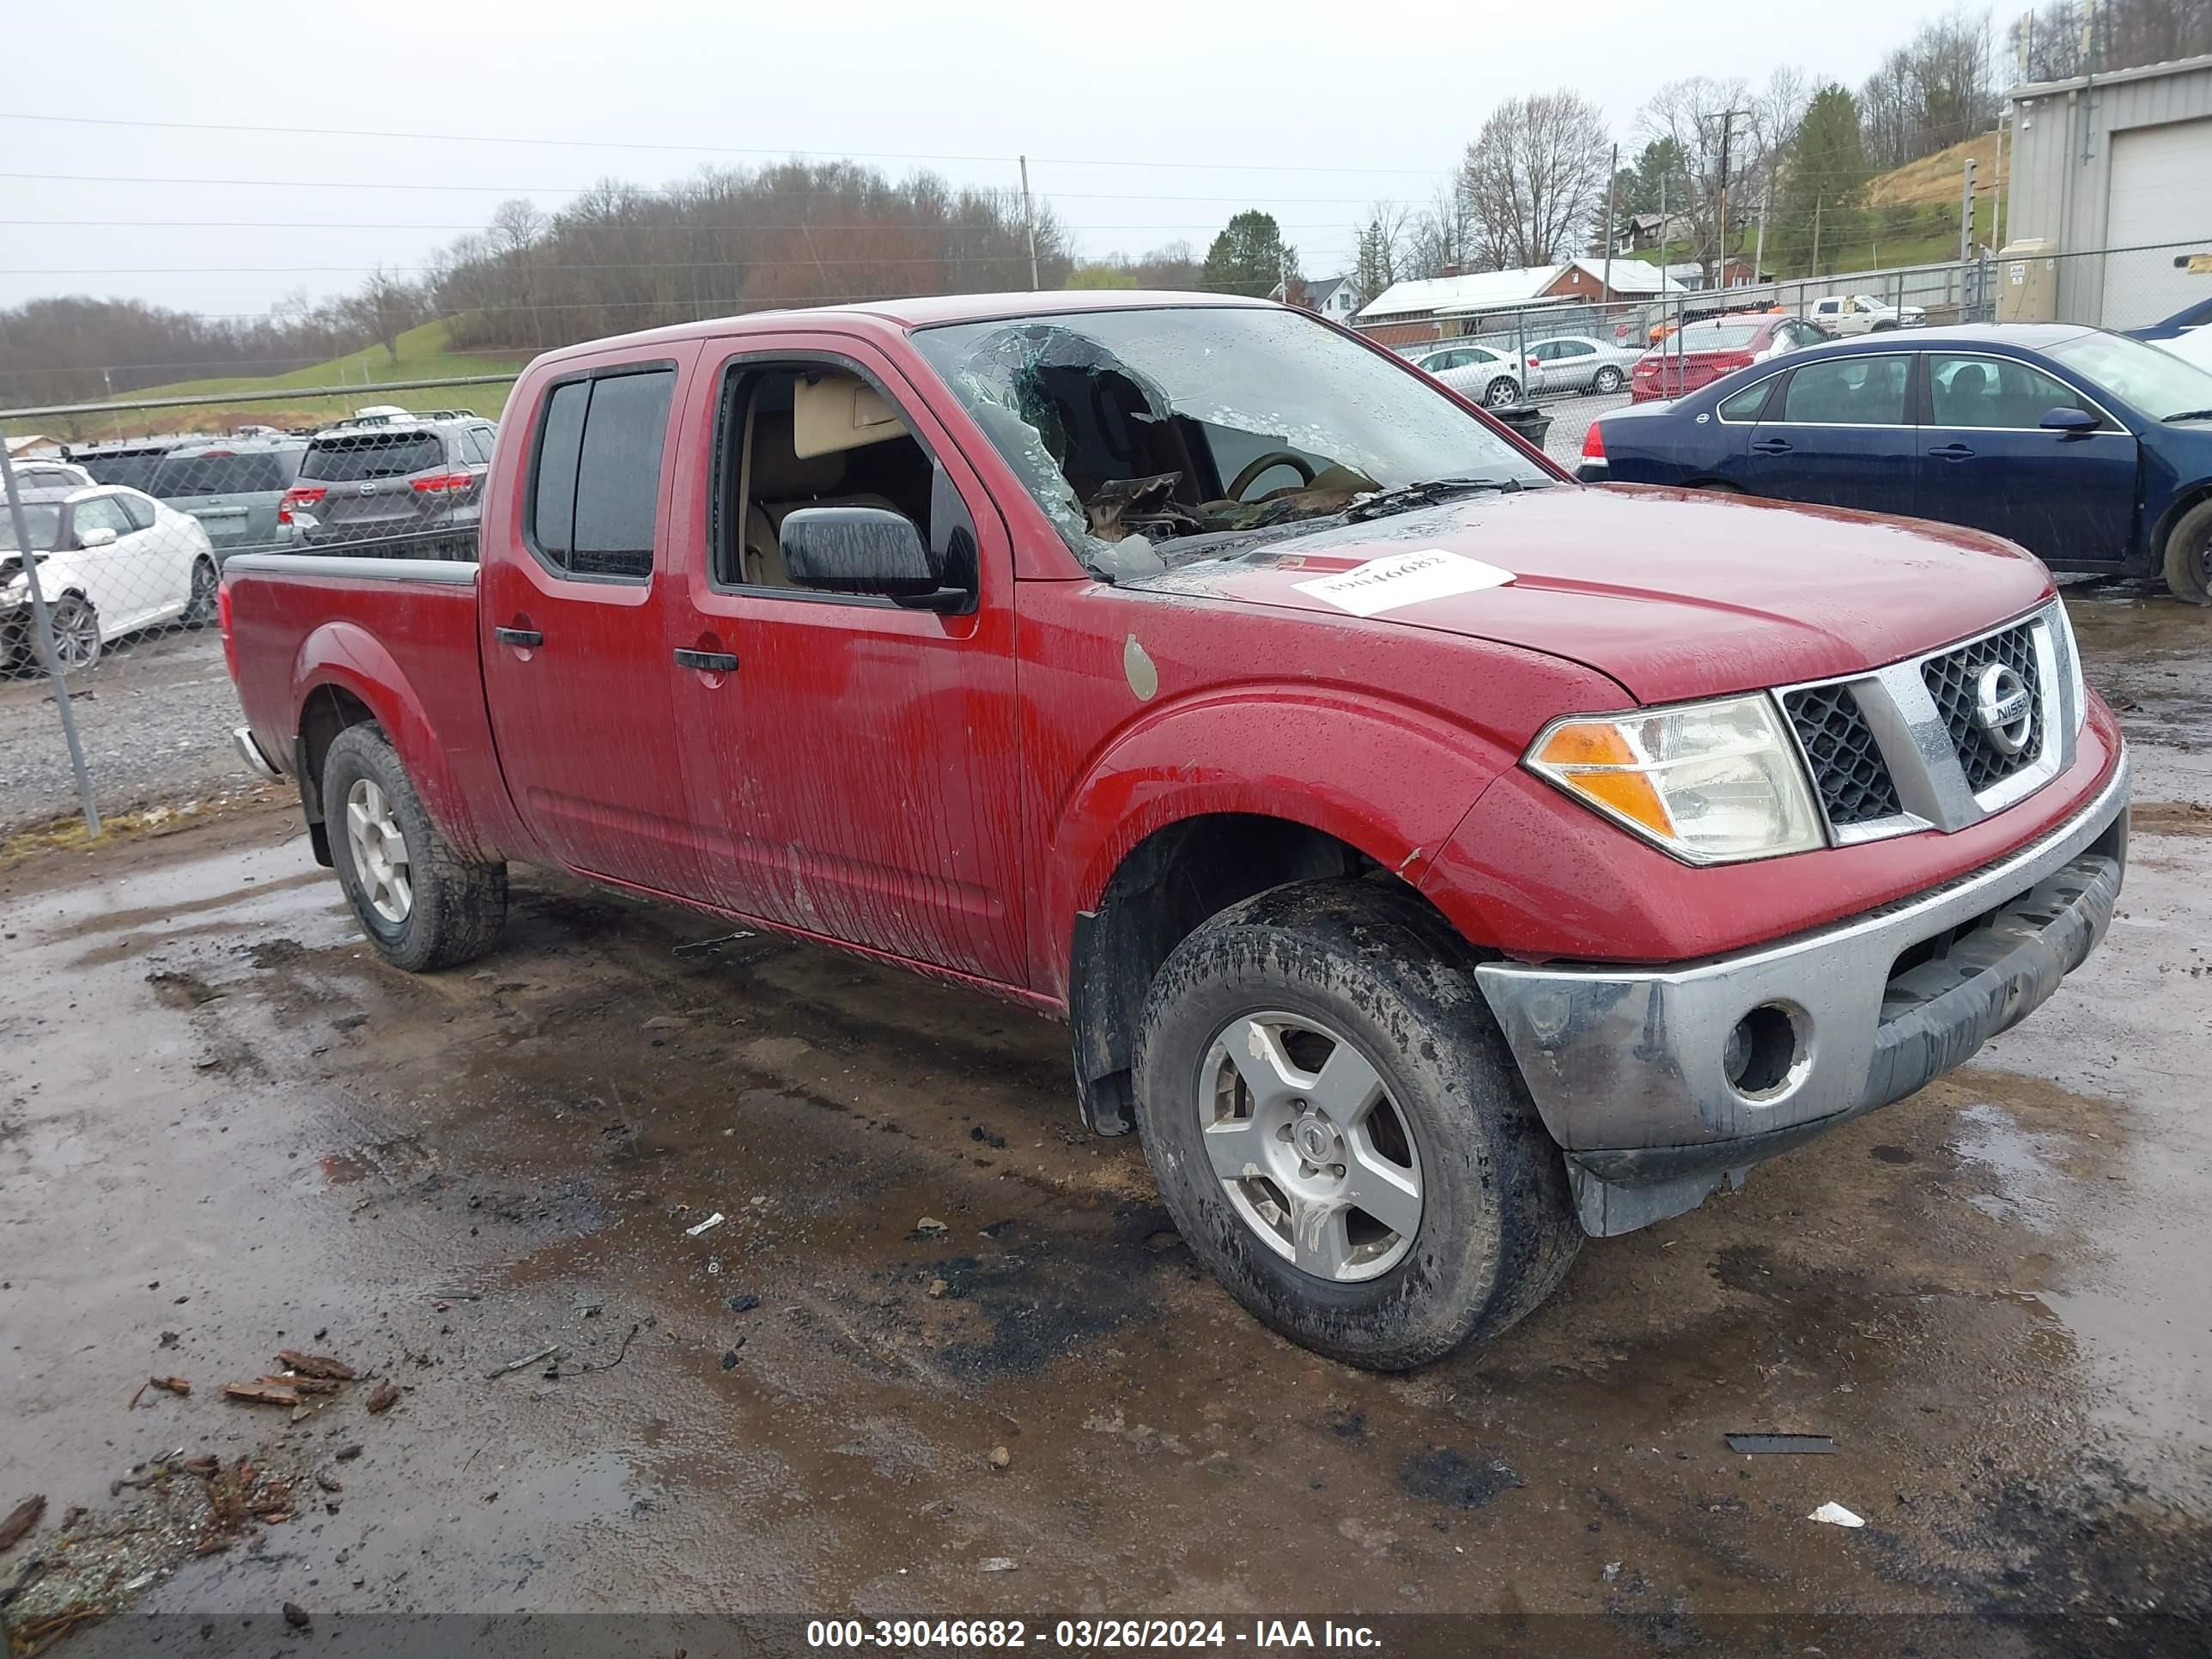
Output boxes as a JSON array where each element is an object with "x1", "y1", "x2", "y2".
[
  {"x1": 1922, "y1": 622, "x2": 2044, "y2": 794},
  {"x1": 1784, "y1": 684, "x2": 1903, "y2": 825}
]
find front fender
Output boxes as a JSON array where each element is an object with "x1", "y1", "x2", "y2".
[
  {"x1": 291, "y1": 620, "x2": 495, "y2": 860},
  {"x1": 1042, "y1": 686, "x2": 1520, "y2": 1002}
]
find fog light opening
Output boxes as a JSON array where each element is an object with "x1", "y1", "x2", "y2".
[{"x1": 1724, "y1": 1003, "x2": 1804, "y2": 1099}]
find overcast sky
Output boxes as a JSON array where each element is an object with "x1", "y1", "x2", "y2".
[{"x1": 5, "y1": 0, "x2": 2022, "y2": 334}]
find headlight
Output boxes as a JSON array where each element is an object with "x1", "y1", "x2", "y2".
[{"x1": 1527, "y1": 693, "x2": 1825, "y2": 864}]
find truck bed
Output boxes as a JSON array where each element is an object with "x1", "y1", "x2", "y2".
[{"x1": 222, "y1": 552, "x2": 520, "y2": 864}]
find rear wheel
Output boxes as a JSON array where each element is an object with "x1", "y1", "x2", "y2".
[
  {"x1": 323, "y1": 724, "x2": 507, "y2": 971},
  {"x1": 1132, "y1": 878, "x2": 1579, "y2": 1370},
  {"x1": 1485, "y1": 377, "x2": 1518, "y2": 409},
  {"x1": 2161, "y1": 498, "x2": 2212, "y2": 605},
  {"x1": 1592, "y1": 365, "x2": 1624, "y2": 394},
  {"x1": 183, "y1": 556, "x2": 218, "y2": 627}
]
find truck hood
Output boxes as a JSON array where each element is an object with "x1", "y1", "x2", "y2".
[{"x1": 1126, "y1": 483, "x2": 2055, "y2": 705}]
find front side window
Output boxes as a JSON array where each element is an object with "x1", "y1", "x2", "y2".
[
  {"x1": 527, "y1": 367, "x2": 675, "y2": 580},
  {"x1": 909, "y1": 306, "x2": 1552, "y2": 567},
  {"x1": 1929, "y1": 355, "x2": 2094, "y2": 428},
  {"x1": 70, "y1": 496, "x2": 134, "y2": 541},
  {"x1": 1776, "y1": 356, "x2": 1910, "y2": 424},
  {"x1": 0, "y1": 503, "x2": 61, "y2": 550}
]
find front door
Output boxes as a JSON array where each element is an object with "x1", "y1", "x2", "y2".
[
  {"x1": 480, "y1": 346, "x2": 708, "y2": 893},
  {"x1": 1737, "y1": 352, "x2": 1915, "y2": 512},
  {"x1": 665, "y1": 335, "x2": 1027, "y2": 986},
  {"x1": 1915, "y1": 352, "x2": 2138, "y2": 567}
]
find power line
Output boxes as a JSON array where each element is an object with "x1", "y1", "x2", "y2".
[
  {"x1": 0, "y1": 219, "x2": 1370, "y2": 237},
  {"x1": 0, "y1": 109, "x2": 1454, "y2": 178},
  {"x1": 0, "y1": 172, "x2": 1421, "y2": 206}
]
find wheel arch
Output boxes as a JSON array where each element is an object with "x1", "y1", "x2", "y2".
[
  {"x1": 289, "y1": 621, "x2": 493, "y2": 865},
  {"x1": 2148, "y1": 481, "x2": 2212, "y2": 573}
]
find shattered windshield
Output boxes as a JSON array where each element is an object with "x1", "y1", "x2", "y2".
[{"x1": 909, "y1": 306, "x2": 1553, "y2": 574}]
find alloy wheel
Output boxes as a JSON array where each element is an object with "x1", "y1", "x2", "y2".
[
  {"x1": 345, "y1": 778, "x2": 414, "y2": 924},
  {"x1": 1198, "y1": 1012, "x2": 1423, "y2": 1281}
]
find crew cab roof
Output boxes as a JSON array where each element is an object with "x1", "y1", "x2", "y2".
[{"x1": 520, "y1": 289, "x2": 1276, "y2": 367}]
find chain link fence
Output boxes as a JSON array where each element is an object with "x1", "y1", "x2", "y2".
[
  {"x1": 3, "y1": 380, "x2": 515, "y2": 836},
  {"x1": 5, "y1": 237, "x2": 2208, "y2": 837}
]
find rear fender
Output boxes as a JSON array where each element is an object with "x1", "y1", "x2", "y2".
[{"x1": 290, "y1": 620, "x2": 494, "y2": 861}]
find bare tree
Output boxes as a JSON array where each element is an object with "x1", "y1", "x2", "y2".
[
  {"x1": 1351, "y1": 200, "x2": 1412, "y2": 308},
  {"x1": 1458, "y1": 91, "x2": 1614, "y2": 271},
  {"x1": 1638, "y1": 76, "x2": 1789, "y2": 283}
]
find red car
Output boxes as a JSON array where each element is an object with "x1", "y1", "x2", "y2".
[
  {"x1": 222, "y1": 291, "x2": 2128, "y2": 1370},
  {"x1": 1632, "y1": 313, "x2": 1830, "y2": 401}
]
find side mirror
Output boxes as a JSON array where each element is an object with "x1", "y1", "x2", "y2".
[
  {"x1": 779, "y1": 506, "x2": 954, "y2": 605},
  {"x1": 76, "y1": 526, "x2": 118, "y2": 549},
  {"x1": 2039, "y1": 406, "x2": 2100, "y2": 436}
]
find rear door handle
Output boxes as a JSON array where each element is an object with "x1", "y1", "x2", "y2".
[
  {"x1": 1750, "y1": 437, "x2": 1793, "y2": 454},
  {"x1": 495, "y1": 626, "x2": 543, "y2": 647},
  {"x1": 674, "y1": 647, "x2": 738, "y2": 673},
  {"x1": 1928, "y1": 444, "x2": 1977, "y2": 461}
]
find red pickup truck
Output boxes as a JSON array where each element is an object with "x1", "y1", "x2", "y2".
[{"x1": 222, "y1": 292, "x2": 2128, "y2": 1370}]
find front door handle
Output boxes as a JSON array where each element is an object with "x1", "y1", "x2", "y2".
[
  {"x1": 495, "y1": 626, "x2": 543, "y2": 647},
  {"x1": 1750, "y1": 437, "x2": 1793, "y2": 454},
  {"x1": 1928, "y1": 443, "x2": 1977, "y2": 462},
  {"x1": 674, "y1": 647, "x2": 738, "y2": 673}
]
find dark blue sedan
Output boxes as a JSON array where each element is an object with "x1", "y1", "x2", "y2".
[{"x1": 1578, "y1": 324, "x2": 2212, "y2": 602}]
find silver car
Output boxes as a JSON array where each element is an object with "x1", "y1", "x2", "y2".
[
  {"x1": 1521, "y1": 334, "x2": 1644, "y2": 397},
  {"x1": 286, "y1": 412, "x2": 496, "y2": 551},
  {"x1": 1413, "y1": 343, "x2": 1526, "y2": 409},
  {"x1": 148, "y1": 435, "x2": 308, "y2": 563}
]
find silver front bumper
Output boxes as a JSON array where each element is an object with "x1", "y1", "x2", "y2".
[{"x1": 1475, "y1": 754, "x2": 2130, "y2": 1235}]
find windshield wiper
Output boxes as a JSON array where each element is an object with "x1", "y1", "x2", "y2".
[
  {"x1": 2163, "y1": 407, "x2": 2212, "y2": 422},
  {"x1": 1345, "y1": 477, "x2": 1528, "y2": 522}
]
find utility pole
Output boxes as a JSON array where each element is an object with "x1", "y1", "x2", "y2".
[
  {"x1": 1714, "y1": 107, "x2": 1753, "y2": 289},
  {"x1": 1600, "y1": 142, "x2": 1619, "y2": 309},
  {"x1": 1018, "y1": 155, "x2": 1040, "y2": 291},
  {"x1": 1960, "y1": 155, "x2": 1977, "y2": 263},
  {"x1": 1753, "y1": 177, "x2": 1771, "y2": 284},
  {"x1": 1812, "y1": 198, "x2": 1824, "y2": 278}
]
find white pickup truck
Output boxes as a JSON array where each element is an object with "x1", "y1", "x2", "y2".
[{"x1": 1810, "y1": 293, "x2": 1926, "y2": 335}]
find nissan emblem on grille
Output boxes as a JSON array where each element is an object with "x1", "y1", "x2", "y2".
[{"x1": 1973, "y1": 662, "x2": 2034, "y2": 757}]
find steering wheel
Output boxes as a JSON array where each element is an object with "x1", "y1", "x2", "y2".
[{"x1": 1225, "y1": 450, "x2": 1316, "y2": 501}]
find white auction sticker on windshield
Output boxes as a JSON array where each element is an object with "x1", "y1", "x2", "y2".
[{"x1": 1291, "y1": 549, "x2": 1515, "y2": 617}]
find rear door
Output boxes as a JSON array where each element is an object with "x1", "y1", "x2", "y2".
[
  {"x1": 1736, "y1": 351, "x2": 1915, "y2": 513},
  {"x1": 1915, "y1": 351, "x2": 2137, "y2": 566},
  {"x1": 480, "y1": 348, "x2": 708, "y2": 893}
]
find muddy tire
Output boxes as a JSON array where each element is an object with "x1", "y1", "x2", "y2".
[
  {"x1": 2162, "y1": 498, "x2": 2212, "y2": 605},
  {"x1": 322, "y1": 724, "x2": 507, "y2": 972},
  {"x1": 1132, "y1": 878, "x2": 1579, "y2": 1370}
]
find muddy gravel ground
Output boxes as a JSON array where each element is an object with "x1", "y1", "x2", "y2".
[{"x1": 0, "y1": 590, "x2": 2206, "y2": 1658}]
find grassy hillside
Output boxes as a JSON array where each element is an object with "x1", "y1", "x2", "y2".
[
  {"x1": 1863, "y1": 131, "x2": 2004, "y2": 208},
  {"x1": 76, "y1": 320, "x2": 530, "y2": 441}
]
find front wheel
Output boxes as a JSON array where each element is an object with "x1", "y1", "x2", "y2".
[
  {"x1": 1592, "y1": 366, "x2": 1624, "y2": 394},
  {"x1": 46, "y1": 593, "x2": 100, "y2": 671},
  {"x1": 2162, "y1": 498, "x2": 2212, "y2": 605},
  {"x1": 323, "y1": 724, "x2": 507, "y2": 971},
  {"x1": 1485, "y1": 377, "x2": 1518, "y2": 409},
  {"x1": 1132, "y1": 879, "x2": 1579, "y2": 1370}
]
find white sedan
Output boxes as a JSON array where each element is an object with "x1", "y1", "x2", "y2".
[
  {"x1": 2, "y1": 485, "x2": 216, "y2": 672},
  {"x1": 1412, "y1": 343, "x2": 1526, "y2": 408}
]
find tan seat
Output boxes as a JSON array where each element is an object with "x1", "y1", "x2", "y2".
[{"x1": 741, "y1": 409, "x2": 902, "y2": 587}]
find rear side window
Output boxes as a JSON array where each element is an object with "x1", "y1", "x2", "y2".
[
  {"x1": 301, "y1": 431, "x2": 445, "y2": 482},
  {"x1": 116, "y1": 492, "x2": 156, "y2": 532},
  {"x1": 1778, "y1": 356, "x2": 1910, "y2": 425},
  {"x1": 150, "y1": 448, "x2": 302, "y2": 496},
  {"x1": 78, "y1": 451, "x2": 165, "y2": 489},
  {"x1": 527, "y1": 367, "x2": 674, "y2": 580},
  {"x1": 1718, "y1": 378, "x2": 1778, "y2": 422}
]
